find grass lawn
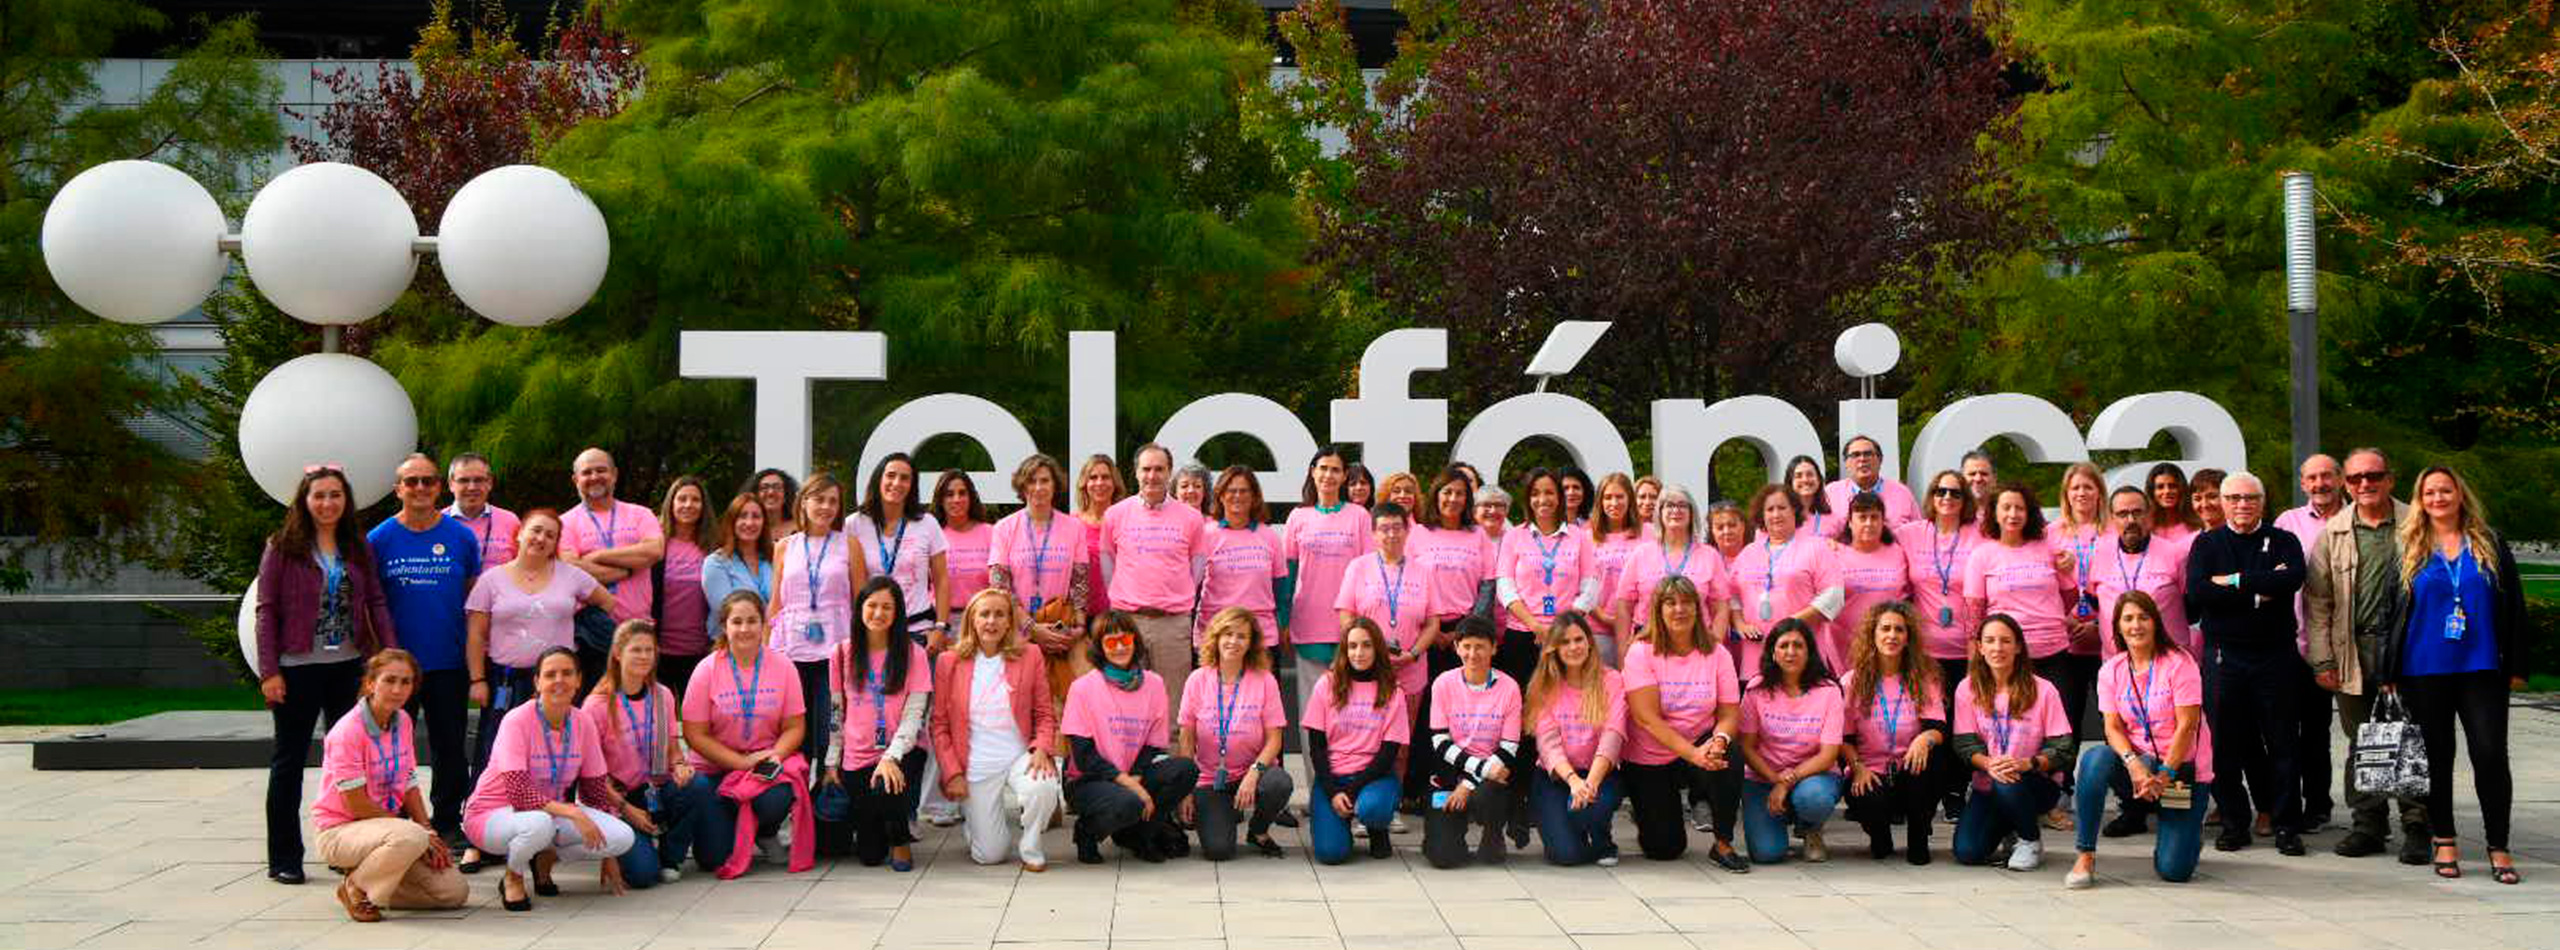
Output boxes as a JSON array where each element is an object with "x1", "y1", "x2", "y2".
[{"x1": 0, "y1": 687, "x2": 261, "y2": 726}]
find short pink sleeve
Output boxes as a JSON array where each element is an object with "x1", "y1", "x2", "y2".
[
  {"x1": 1962, "y1": 543, "x2": 1993, "y2": 602},
  {"x1": 1258, "y1": 672, "x2": 1289, "y2": 729},
  {"x1": 465, "y1": 573, "x2": 497, "y2": 613},
  {"x1": 1817, "y1": 685, "x2": 1846, "y2": 744},
  {"x1": 1621, "y1": 644, "x2": 1658, "y2": 691}
]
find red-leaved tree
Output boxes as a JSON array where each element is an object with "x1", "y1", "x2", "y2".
[{"x1": 1309, "y1": 0, "x2": 2014, "y2": 417}]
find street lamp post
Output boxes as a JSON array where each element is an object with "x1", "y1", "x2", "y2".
[{"x1": 2284, "y1": 171, "x2": 2318, "y2": 505}]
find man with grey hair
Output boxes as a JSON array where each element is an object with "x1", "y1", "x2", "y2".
[
  {"x1": 1099, "y1": 443, "x2": 1207, "y2": 710},
  {"x1": 2186, "y1": 471, "x2": 2310, "y2": 856},
  {"x1": 2304, "y1": 448, "x2": 2431, "y2": 861}
]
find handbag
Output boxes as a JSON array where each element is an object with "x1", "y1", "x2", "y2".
[
  {"x1": 2350, "y1": 691, "x2": 2429, "y2": 802},
  {"x1": 812, "y1": 778, "x2": 853, "y2": 823}
]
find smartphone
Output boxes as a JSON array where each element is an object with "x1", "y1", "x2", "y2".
[
  {"x1": 751, "y1": 758, "x2": 784, "y2": 781},
  {"x1": 1430, "y1": 790, "x2": 1451, "y2": 810}
]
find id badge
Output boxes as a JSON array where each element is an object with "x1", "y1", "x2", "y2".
[
  {"x1": 805, "y1": 620, "x2": 826, "y2": 643},
  {"x1": 2074, "y1": 593, "x2": 2098, "y2": 620},
  {"x1": 2445, "y1": 605, "x2": 2466, "y2": 641},
  {"x1": 1758, "y1": 593, "x2": 1773, "y2": 622},
  {"x1": 1938, "y1": 605, "x2": 1953, "y2": 626},
  {"x1": 2158, "y1": 780, "x2": 2193, "y2": 810},
  {"x1": 1541, "y1": 595, "x2": 1556, "y2": 616}
]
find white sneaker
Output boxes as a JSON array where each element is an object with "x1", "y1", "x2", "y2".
[
  {"x1": 1388, "y1": 817, "x2": 1409, "y2": 834},
  {"x1": 1596, "y1": 852, "x2": 1620, "y2": 867},
  {"x1": 925, "y1": 809, "x2": 962, "y2": 828},
  {"x1": 1690, "y1": 802, "x2": 1714, "y2": 832},
  {"x1": 659, "y1": 867, "x2": 682, "y2": 884},
  {"x1": 2063, "y1": 865, "x2": 2094, "y2": 889},
  {"x1": 2006, "y1": 839, "x2": 2043, "y2": 871},
  {"x1": 1802, "y1": 828, "x2": 1829, "y2": 863}
]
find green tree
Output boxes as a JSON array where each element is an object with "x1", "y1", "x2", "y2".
[{"x1": 0, "y1": 3, "x2": 280, "y2": 588}]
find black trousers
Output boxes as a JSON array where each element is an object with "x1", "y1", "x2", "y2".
[
  {"x1": 1403, "y1": 642, "x2": 1462, "y2": 802},
  {"x1": 1937, "y1": 657, "x2": 1970, "y2": 812},
  {"x1": 1621, "y1": 755, "x2": 1741, "y2": 860},
  {"x1": 1067, "y1": 757, "x2": 1200, "y2": 851},
  {"x1": 2058, "y1": 651, "x2": 2103, "y2": 739},
  {"x1": 409, "y1": 667, "x2": 472, "y2": 838},
  {"x1": 268, "y1": 659, "x2": 362, "y2": 872},
  {"x1": 2401, "y1": 670, "x2": 2513, "y2": 850},
  {"x1": 2210, "y1": 646, "x2": 2305, "y2": 833},
  {"x1": 1846, "y1": 766, "x2": 1940, "y2": 849},
  {"x1": 1422, "y1": 778, "x2": 1512, "y2": 868},
  {"x1": 2297, "y1": 661, "x2": 2335, "y2": 820},
  {"x1": 838, "y1": 748, "x2": 928, "y2": 866},
  {"x1": 658, "y1": 652, "x2": 706, "y2": 703},
  {"x1": 469, "y1": 664, "x2": 535, "y2": 775}
]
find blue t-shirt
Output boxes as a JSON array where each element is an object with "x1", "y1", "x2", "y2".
[
  {"x1": 2403, "y1": 542, "x2": 2499, "y2": 677},
  {"x1": 368, "y1": 515, "x2": 483, "y2": 671}
]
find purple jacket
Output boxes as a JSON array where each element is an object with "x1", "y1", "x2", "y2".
[{"x1": 255, "y1": 540, "x2": 399, "y2": 678}]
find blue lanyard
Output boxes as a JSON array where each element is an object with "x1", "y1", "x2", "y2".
[
  {"x1": 317, "y1": 552, "x2": 344, "y2": 611},
  {"x1": 1989, "y1": 700, "x2": 2016, "y2": 758},
  {"x1": 619, "y1": 689, "x2": 663, "y2": 780},
  {"x1": 365, "y1": 710, "x2": 405, "y2": 811},
  {"x1": 857, "y1": 650, "x2": 890, "y2": 748},
  {"x1": 1532, "y1": 529, "x2": 1567, "y2": 586},
  {"x1": 2071, "y1": 531, "x2": 2098, "y2": 589},
  {"x1": 728, "y1": 651, "x2": 766, "y2": 737},
  {"x1": 583, "y1": 505, "x2": 620, "y2": 592},
  {"x1": 1929, "y1": 522, "x2": 1960, "y2": 595},
  {"x1": 2114, "y1": 542, "x2": 2150, "y2": 599},
  {"x1": 802, "y1": 533, "x2": 833, "y2": 640},
  {"x1": 2125, "y1": 656, "x2": 2161, "y2": 752},
  {"x1": 1666, "y1": 540, "x2": 1696, "y2": 580},
  {"x1": 1807, "y1": 511, "x2": 1826, "y2": 539},
  {"x1": 2437, "y1": 543, "x2": 2472, "y2": 612},
  {"x1": 1377, "y1": 556, "x2": 1408, "y2": 627},
  {"x1": 1026, "y1": 514, "x2": 1056, "y2": 612},
  {"x1": 873, "y1": 518, "x2": 907, "y2": 578},
  {"x1": 538, "y1": 708, "x2": 575, "y2": 796},
  {"x1": 1876, "y1": 677, "x2": 1905, "y2": 750},
  {"x1": 1212, "y1": 673, "x2": 1243, "y2": 788}
]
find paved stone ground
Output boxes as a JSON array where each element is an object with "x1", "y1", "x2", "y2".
[{"x1": 5, "y1": 703, "x2": 2559, "y2": 950}]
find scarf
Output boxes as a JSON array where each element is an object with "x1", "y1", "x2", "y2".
[{"x1": 1101, "y1": 663, "x2": 1144, "y2": 691}]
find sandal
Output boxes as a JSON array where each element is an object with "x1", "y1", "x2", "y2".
[
  {"x1": 1247, "y1": 832, "x2": 1284, "y2": 858},
  {"x1": 2488, "y1": 847, "x2": 2521, "y2": 885},
  {"x1": 2432, "y1": 838, "x2": 2462, "y2": 880}
]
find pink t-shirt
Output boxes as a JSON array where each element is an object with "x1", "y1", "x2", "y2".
[
  {"x1": 1822, "y1": 477, "x2": 1921, "y2": 527},
  {"x1": 1952, "y1": 675, "x2": 2070, "y2": 790},
  {"x1": 1588, "y1": 533, "x2": 1645, "y2": 634},
  {"x1": 2091, "y1": 532, "x2": 2195, "y2": 656},
  {"x1": 557, "y1": 500, "x2": 663, "y2": 623},
  {"x1": 1196, "y1": 523, "x2": 1287, "y2": 645},
  {"x1": 1334, "y1": 551, "x2": 1441, "y2": 696},
  {"x1": 1964, "y1": 538, "x2": 2075, "y2": 658},
  {"x1": 771, "y1": 529, "x2": 857, "y2": 664},
  {"x1": 1061, "y1": 669, "x2": 1171, "y2": 778},
  {"x1": 1832, "y1": 542, "x2": 1911, "y2": 666},
  {"x1": 834, "y1": 641, "x2": 932, "y2": 770},
  {"x1": 1303, "y1": 672, "x2": 1411, "y2": 777},
  {"x1": 1619, "y1": 639, "x2": 1742, "y2": 766},
  {"x1": 445, "y1": 504, "x2": 520, "y2": 567},
  {"x1": 2097, "y1": 649, "x2": 2213, "y2": 782},
  {"x1": 1409, "y1": 526, "x2": 1494, "y2": 621},
  {"x1": 314, "y1": 706, "x2": 417, "y2": 830},
  {"x1": 1728, "y1": 532, "x2": 1844, "y2": 673},
  {"x1": 1498, "y1": 525, "x2": 1598, "y2": 633},
  {"x1": 1101, "y1": 496, "x2": 1207, "y2": 612},
  {"x1": 1843, "y1": 671, "x2": 1946, "y2": 774},
  {"x1": 582, "y1": 683, "x2": 677, "y2": 788},
  {"x1": 1901, "y1": 519, "x2": 1984, "y2": 660},
  {"x1": 1534, "y1": 669, "x2": 1627, "y2": 772},
  {"x1": 1429, "y1": 667, "x2": 1523, "y2": 761},
  {"x1": 464, "y1": 701, "x2": 609, "y2": 843},
  {"x1": 1081, "y1": 517, "x2": 1110, "y2": 616},
  {"x1": 1739, "y1": 680, "x2": 1845, "y2": 782},
  {"x1": 939, "y1": 519, "x2": 993, "y2": 614},
  {"x1": 1613, "y1": 537, "x2": 1734, "y2": 634},
  {"x1": 659, "y1": 538, "x2": 710, "y2": 655},
  {"x1": 987, "y1": 509, "x2": 1087, "y2": 613},
  {"x1": 465, "y1": 560, "x2": 604, "y2": 669},
  {"x1": 2274, "y1": 504, "x2": 2330, "y2": 656},
  {"x1": 681, "y1": 647, "x2": 807, "y2": 773},
  {"x1": 848, "y1": 513, "x2": 948, "y2": 632},
  {"x1": 1178, "y1": 667, "x2": 1288, "y2": 787},
  {"x1": 1285, "y1": 504, "x2": 1373, "y2": 646}
]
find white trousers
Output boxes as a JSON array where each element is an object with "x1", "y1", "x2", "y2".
[
  {"x1": 960, "y1": 752, "x2": 1064, "y2": 867},
  {"x1": 471, "y1": 805, "x2": 634, "y2": 876}
]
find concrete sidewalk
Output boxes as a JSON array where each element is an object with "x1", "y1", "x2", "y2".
[{"x1": 2, "y1": 703, "x2": 2557, "y2": 950}]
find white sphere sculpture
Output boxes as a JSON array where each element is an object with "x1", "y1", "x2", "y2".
[
  {"x1": 437, "y1": 165, "x2": 610, "y2": 327},
  {"x1": 241, "y1": 162, "x2": 419, "y2": 325},
  {"x1": 1833, "y1": 323, "x2": 1902, "y2": 379},
  {"x1": 39, "y1": 161, "x2": 229, "y2": 324},
  {"x1": 237, "y1": 353, "x2": 418, "y2": 508},
  {"x1": 236, "y1": 576, "x2": 260, "y2": 675}
]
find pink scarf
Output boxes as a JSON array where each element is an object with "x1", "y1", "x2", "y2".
[{"x1": 714, "y1": 754, "x2": 816, "y2": 879}]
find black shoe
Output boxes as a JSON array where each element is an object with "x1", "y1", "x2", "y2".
[
  {"x1": 1943, "y1": 798, "x2": 1964, "y2": 822},
  {"x1": 2304, "y1": 812, "x2": 2334, "y2": 833},
  {"x1": 1868, "y1": 833, "x2": 1895, "y2": 860},
  {"x1": 1272, "y1": 811, "x2": 1301, "y2": 829},
  {"x1": 532, "y1": 876, "x2": 561, "y2": 897},
  {"x1": 2101, "y1": 811, "x2": 2148, "y2": 838},
  {"x1": 2214, "y1": 829, "x2": 2251, "y2": 852},
  {"x1": 1158, "y1": 825, "x2": 1191, "y2": 859},
  {"x1": 1246, "y1": 833, "x2": 1284, "y2": 858},
  {"x1": 2334, "y1": 831, "x2": 2385, "y2": 857},
  {"x1": 2398, "y1": 830, "x2": 2432, "y2": 866},
  {"x1": 1508, "y1": 822, "x2": 1531, "y2": 851},
  {"x1": 1367, "y1": 829, "x2": 1393, "y2": 860},
  {"x1": 1076, "y1": 837, "x2": 1106, "y2": 865},
  {"x1": 457, "y1": 851, "x2": 487, "y2": 874},
  {"x1": 1906, "y1": 837, "x2": 1932, "y2": 866},
  {"x1": 268, "y1": 867, "x2": 306, "y2": 885},
  {"x1": 1707, "y1": 841, "x2": 1751, "y2": 874},
  {"x1": 2274, "y1": 831, "x2": 2306, "y2": 856},
  {"x1": 1478, "y1": 839, "x2": 1508, "y2": 866}
]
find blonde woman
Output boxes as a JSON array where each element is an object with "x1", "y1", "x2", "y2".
[
  {"x1": 1075, "y1": 454, "x2": 1125, "y2": 618},
  {"x1": 932, "y1": 588, "x2": 1065, "y2": 870},
  {"x1": 2377, "y1": 466, "x2": 2527, "y2": 884},
  {"x1": 1526, "y1": 611, "x2": 1627, "y2": 865}
]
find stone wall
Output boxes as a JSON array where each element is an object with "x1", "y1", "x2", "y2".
[{"x1": 0, "y1": 598, "x2": 239, "y2": 689}]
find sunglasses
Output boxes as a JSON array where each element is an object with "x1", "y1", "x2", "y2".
[
  {"x1": 1930, "y1": 487, "x2": 1966, "y2": 498},
  {"x1": 1101, "y1": 632, "x2": 1137, "y2": 653},
  {"x1": 400, "y1": 476, "x2": 441, "y2": 488},
  {"x1": 2344, "y1": 472, "x2": 2389, "y2": 485}
]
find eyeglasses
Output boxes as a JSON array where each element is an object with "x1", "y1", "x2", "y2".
[
  {"x1": 2344, "y1": 472, "x2": 2389, "y2": 485},
  {"x1": 2111, "y1": 508, "x2": 2146, "y2": 520},
  {"x1": 1846, "y1": 449, "x2": 1881, "y2": 460},
  {"x1": 2221, "y1": 493, "x2": 2263, "y2": 503}
]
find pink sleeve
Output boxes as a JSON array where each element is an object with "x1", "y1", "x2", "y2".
[
  {"x1": 1962, "y1": 545, "x2": 1991, "y2": 601},
  {"x1": 1261, "y1": 673, "x2": 1288, "y2": 729},
  {"x1": 682, "y1": 663, "x2": 714, "y2": 722},
  {"x1": 1919, "y1": 683, "x2": 1947, "y2": 721},
  {"x1": 1281, "y1": 510, "x2": 1303, "y2": 561},
  {"x1": 2096, "y1": 662, "x2": 2124, "y2": 718},
  {"x1": 2173, "y1": 658, "x2": 2204, "y2": 707},
  {"x1": 1333, "y1": 557, "x2": 1361, "y2": 613},
  {"x1": 1952, "y1": 686, "x2": 1978, "y2": 735},
  {"x1": 577, "y1": 704, "x2": 612, "y2": 778},
  {"x1": 1620, "y1": 646, "x2": 1656, "y2": 690},
  {"x1": 1265, "y1": 529, "x2": 1287, "y2": 579},
  {"x1": 465, "y1": 573, "x2": 495, "y2": 613},
  {"x1": 1303, "y1": 675, "x2": 1333, "y2": 732},
  {"x1": 2040, "y1": 682, "x2": 2071, "y2": 738},
  {"x1": 1427, "y1": 679, "x2": 1450, "y2": 730},
  {"x1": 635, "y1": 508, "x2": 665, "y2": 544},
  {"x1": 1098, "y1": 507, "x2": 1119, "y2": 558},
  {"x1": 1598, "y1": 678, "x2": 1629, "y2": 762},
  {"x1": 1738, "y1": 691, "x2": 1764, "y2": 735},
  {"x1": 319, "y1": 719, "x2": 365, "y2": 789},
  {"x1": 569, "y1": 565, "x2": 604, "y2": 601},
  {"x1": 1713, "y1": 660, "x2": 1741, "y2": 705},
  {"x1": 1061, "y1": 680, "x2": 1096, "y2": 739},
  {"x1": 1499, "y1": 686, "x2": 1523, "y2": 742},
  {"x1": 1818, "y1": 686, "x2": 1846, "y2": 744},
  {"x1": 1383, "y1": 691, "x2": 1413, "y2": 744},
  {"x1": 1534, "y1": 704, "x2": 1567, "y2": 771},
  {"x1": 777, "y1": 662, "x2": 807, "y2": 719},
  {"x1": 988, "y1": 518, "x2": 1014, "y2": 567},
  {"x1": 1814, "y1": 543, "x2": 1844, "y2": 592},
  {"x1": 1067, "y1": 518, "x2": 1091, "y2": 565},
  {"x1": 1176, "y1": 671, "x2": 1206, "y2": 733},
  {"x1": 1149, "y1": 683, "x2": 1173, "y2": 748},
  {"x1": 488, "y1": 710, "x2": 527, "y2": 774}
]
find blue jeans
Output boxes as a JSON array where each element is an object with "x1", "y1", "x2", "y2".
[
  {"x1": 615, "y1": 780, "x2": 702, "y2": 887},
  {"x1": 1953, "y1": 773, "x2": 2061, "y2": 865},
  {"x1": 1532, "y1": 772, "x2": 1624, "y2": 865},
  {"x1": 681, "y1": 773, "x2": 795, "y2": 872},
  {"x1": 2073, "y1": 747, "x2": 2205, "y2": 882},
  {"x1": 1739, "y1": 774, "x2": 1842, "y2": 864},
  {"x1": 1309, "y1": 776, "x2": 1400, "y2": 865}
]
